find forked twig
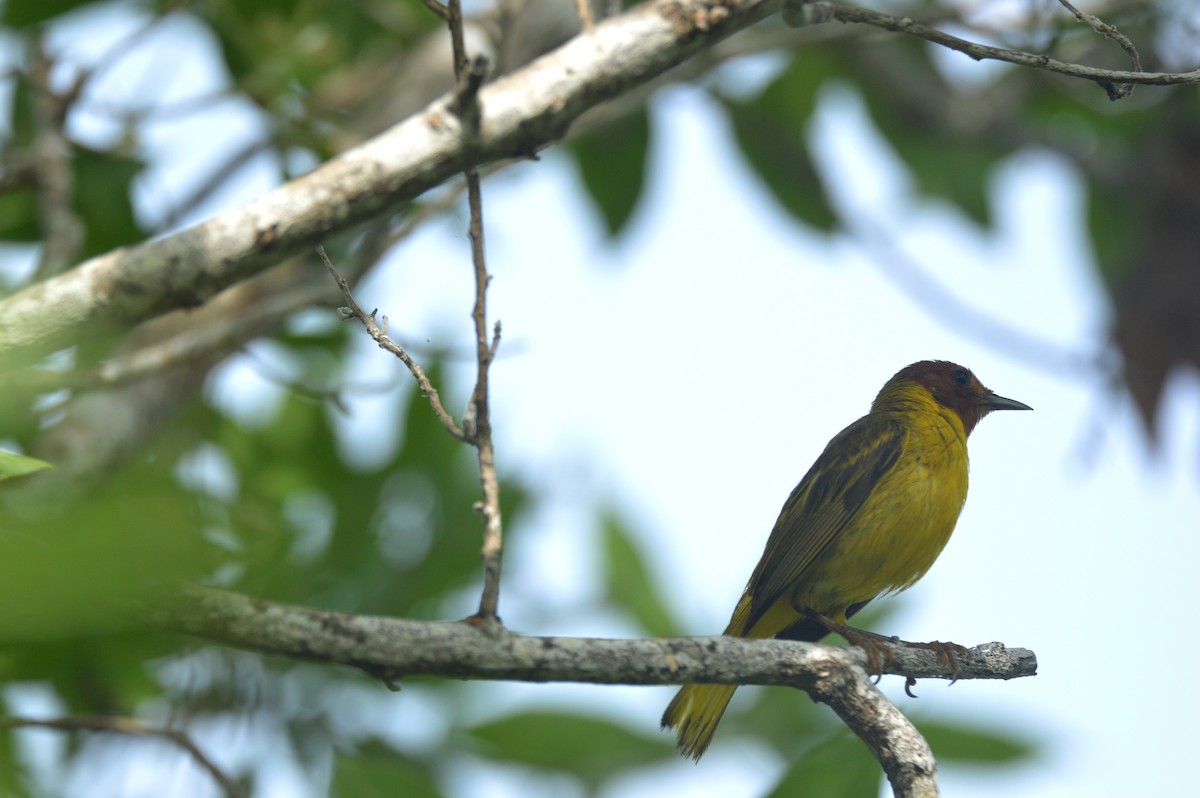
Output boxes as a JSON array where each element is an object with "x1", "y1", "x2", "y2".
[
  {"x1": 443, "y1": 0, "x2": 505, "y2": 623},
  {"x1": 317, "y1": 246, "x2": 468, "y2": 443}
]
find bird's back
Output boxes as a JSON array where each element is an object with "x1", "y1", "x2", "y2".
[{"x1": 737, "y1": 392, "x2": 971, "y2": 639}]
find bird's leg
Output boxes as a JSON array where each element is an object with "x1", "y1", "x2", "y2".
[
  {"x1": 801, "y1": 609, "x2": 969, "y2": 682},
  {"x1": 801, "y1": 609, "x2": 897, "y2": 676},
  {"x1": 898, "y1": 639, "x2": 970, "y2": 682}
]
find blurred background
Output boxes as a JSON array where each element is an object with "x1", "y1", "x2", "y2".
[{"x1": 1, "y1": 0, "x2": 1198, "y2": 796}]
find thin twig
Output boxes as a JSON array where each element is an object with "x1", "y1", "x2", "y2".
[
  {"x1": 420, "y1": 0, "x2": 450, "y2": 22},
  {"x1": 317, "y1": 246, "x2": 468, "y2": 442},
  {"x1": 576, "y1": 0, "x2": 595, "y2": 29},
  {"x1": 0, "y1": 715, "x2": 245, "y2": 798},
  {"x1": 444, "y1": 0, "x2": 505, "y2": 623},
  {"x1": 787, "y1": 1, "x2": 1200, "y2": 100},
  {"x1": 1055, "y1": 0, "x2": 1141, "y2": 99},
  {"x1": 29, "y1": 37, "x2": 84, "y2": 281}
]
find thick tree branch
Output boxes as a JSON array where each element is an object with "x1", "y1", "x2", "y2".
[
  {"x1": 0, "y1": 0, "x2": 778, "y2": 368},
  {"x1": 807, "y1": 666, "x2": 938, "y2": 797},
  {"x1": 2, "y1": 0, "x2": 1195, "y2": 367},
  {"x1": 153, "y1": 588, "x2": 1033, "y2": 795},
  {"x1": 153, "y1": 589, "x2": 1037, "y2": 685}
]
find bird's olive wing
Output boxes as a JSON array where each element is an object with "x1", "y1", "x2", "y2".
[{"x1": 743, "y1": 415, "x2": 906, "y2": 627}]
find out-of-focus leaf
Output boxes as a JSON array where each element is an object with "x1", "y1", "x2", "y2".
[
  {"x1": 831, "y1": 35, "x2": 1003, "y2": 226},
  {"x1": 0, "y1": 729, "x2": 30, "y2": 798},
  {"x1": 887, "y1": 135, "x2": 994, "y2": 224},
  {"x1": 725, "y1": 679, "x2": 828, "y2": 749},
  {"x1": 0, "y1": 480, "x2": 209, "y2": 640},
  {"x1": 466, "y1": 711, "x2": 674, "y2": 787},
  {"x1": 331, "y1": 743, "x2": 443, "y2": 798},
  {"x1": 568, "y1": 108, "x2": 651, "y2": 238},
  {"x1": 766, "y1": 732, "x2": 881, "y2": 798},
  {"x1": 918, "y1": 719, "x2": 1037, "y2": 764},
  {"x1": 601, "y1": 513, "x2": 680, "y2": 637},
  {"x1": 73, "y1": 149, "x2": 146, "y2": 256},
  {"x1": 721, "y1": 52, "x2": 838, "y2": 231},
  {"x1": 0, "y1": 450, "x2": 52, "y2": 480},
  {"x1": 0, "y1": 191, "x2": 39, "y2": 243},
  {"x1": 0, "y1": 0, "x2": 90, "y2": 27}
]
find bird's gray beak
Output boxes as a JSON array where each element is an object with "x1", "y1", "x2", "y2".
[{"x1": 984, "y1": 392, "x2": 1033, "y2": 412}]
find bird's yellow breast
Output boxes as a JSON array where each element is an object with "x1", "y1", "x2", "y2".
[{"x1": 799, "y1": 398, "x2": 970, "y2": 610}]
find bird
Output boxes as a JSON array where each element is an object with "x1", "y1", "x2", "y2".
[{"x1": 660, "y1": 360, "x2": 1031, "y2": 761}]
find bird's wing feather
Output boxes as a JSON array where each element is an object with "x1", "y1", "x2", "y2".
[{"x1": 744, "y1": 414, "x2": 906, "y2": 629}]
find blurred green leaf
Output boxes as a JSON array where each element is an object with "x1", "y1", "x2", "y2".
[
  {"x1": 601, "y1": 513, "x2": 680, "y2": 637},
  {"x1": 568, "y1": 108, "x2": 651, "y2": 238},
  {"x1": 766, "y1": 731, "x2": 881, "y2": 798},
  {"x1": 919, "y1": 719, "x2": 1036, "y2": 764},
  {"x1": 0, "y1": 190, "x2": 39, "y2": 244},
  {"x1": 721, "y1": 52, "x2": 838, "y2": 231},
  {"x1": 0, "y1": 0, "x2": 90, "y2": 27},
  {"x1": 466, "y1": 710, "x2": 674, "y2": 787},
  {"x1": 73, "y1": 148, "x2": 146, "y2": 257},
  {"x1": 0, "y1": 450, "x2": 52, "y2": 480},
  {"x1": 0, "y1": 482, "x2": 210, "y2": 641},
  {"x1": 0, "y1": 729, "x2": 31, "y2": 798},
  {"x1": 331, "y1": 743, "x2": 443, "y2": 798}
]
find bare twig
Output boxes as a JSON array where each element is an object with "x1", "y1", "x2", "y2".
[
  {"x1": 420, "y1": 0, "x2": 451, "y2": 22},
  {"x1": 577, "y1": 0, "x2": 596, "y2": 29},
  {"x1": 0, "y1": 714, "x2": 245, "y2": 798},
  {"x1": 318, "y1": 246, "x2": 469, "y2": 441},
  {"x1": 29, "y1": 38, "x2": 85, "y2": 281},
  {"x1": 786, "y1": 1, "x2": 1200, "y2": 99},
  {"x1": 1055, "y1": 0, "x2": 1142, "y2": 99},
  {"x1": 443, "y1": 0, "x2": 505, "y2": 622}
]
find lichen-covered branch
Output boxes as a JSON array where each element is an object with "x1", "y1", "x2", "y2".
[
  {"x1": 153, "y1": 587, "x2": 1034, "y2": 797},
  {"x1": 0, "y1": 0, "x2": 778, "y2": 368}
]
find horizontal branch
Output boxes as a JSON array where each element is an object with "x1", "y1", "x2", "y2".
[
  {"x1": 0, "y1": 0, "x2": 779, "y2": 367},
  {"x1": 155, "y1": 587, "x2": 1034, "y2": 796},
  {"x1": 153, "y1": 588, "x2": 1037, "y2": 687}
]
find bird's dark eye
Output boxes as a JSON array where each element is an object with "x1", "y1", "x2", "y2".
[{"x1": 951, "y1": 370, "x2": 969, "y2": 385}]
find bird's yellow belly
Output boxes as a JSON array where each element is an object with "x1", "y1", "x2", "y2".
[{"x1": 800, "y1": 440, "x2": 968, "y2": 612}]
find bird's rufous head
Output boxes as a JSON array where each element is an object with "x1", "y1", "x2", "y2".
[{"x1": 883, "y1": 360, "x2": 1032, "y2": 435}]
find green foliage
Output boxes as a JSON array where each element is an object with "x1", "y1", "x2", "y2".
[
  {"x1": 0, "y1": 0, "x2": 90, "y2": 27},
  {"x1": 466, "y1": 710, "x2": 675, "y2": 788},
  {"x1": 919, "y1": 718, "x2": 1036, "y2": 764},
  {"x1": 721, "y1": 52, "x2": 838, "y2": 231},
  {"x1": 331, "y1": 743, "x2": 443, "y2": 798},
  {"x1": 601, "y1": 512, "x2": 680, "y2": 637},
  {"x1": 72, "y1": 149, "x2": 146, "y2": 257},
  {"x1": 568, "y1": 108, "x2": 652, "y2": 238},
  {"x1": 0, "y1": 450, "x2": 51, "y2": 480},
  {"x1": 766, "y1": 732, "x2": 882, "y2": 798}
]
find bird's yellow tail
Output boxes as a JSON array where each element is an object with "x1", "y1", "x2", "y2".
[{"x1": 660, "y1": 682, "x2": 738, "y2": 761}]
